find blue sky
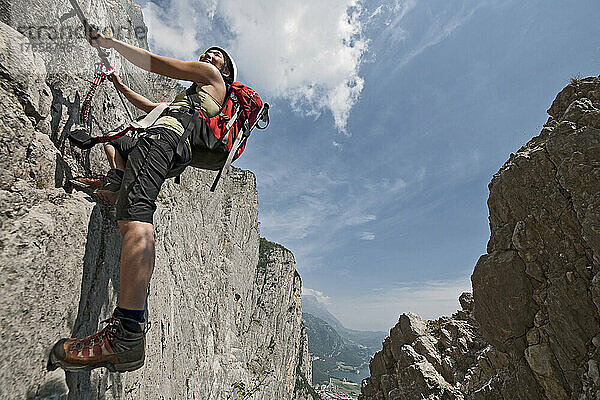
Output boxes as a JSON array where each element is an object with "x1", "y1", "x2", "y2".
[{"x1": 139, "y1": 0, "x2": 600, "y2": 331}]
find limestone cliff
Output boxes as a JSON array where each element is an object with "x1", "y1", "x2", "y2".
[
  {"x1": 359, "y1": 77, "x2": 600, "y2": 400},
  {"x1": 0, "y1": 1, "x2": 316, "y2": 398}
]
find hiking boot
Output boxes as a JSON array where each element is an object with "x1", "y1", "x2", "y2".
[
  {"x1": 47, "y1": 313, "x2": 145, "y2": 373},
  {"x1": 95, "y1": 168, "x2": 124, "y2": 204},
  {"x1": 71, "y1": 176, "x2": 103, "y2": 195},
  {"x1": 71, "y1": 169, "x2": 123, "y2": 205}
]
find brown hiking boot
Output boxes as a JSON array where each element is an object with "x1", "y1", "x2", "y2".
[
  {"x1": 47, "y1": 315, "x2": 145, "y2": 373},
  {"x1": 71, "y1": 176, "x2": 104, "y2": 192},
  {"x1": 70, "y1": 169, "x2": 123, "y2": 205}
]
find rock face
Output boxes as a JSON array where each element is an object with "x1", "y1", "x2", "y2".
[
  {"x1": 294, "y1": 324, "x2": 320, "y2": 400},
  {"x1": 360, "y1": 77, "x2": 600, "y2": 400},
  {"x1": 243, "y1": 238, "x2": 319, "y2": 400},
  {"x1": 471, "y1": 76, "x2": 600, "y2": 399},
  {"x1": 0, "y1": 1, "x2": 317, "y2": 399}
]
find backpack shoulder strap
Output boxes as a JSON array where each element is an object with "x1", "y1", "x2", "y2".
[
  {"x1": 209, "y1": 102, "x2": 270, "y2": 192},
  {"x1": 130, "y1": 103, "x2": 169, "y2": 129},
  {"x1": 210, "y1": 124, "x2": 247, "y2": 192}
]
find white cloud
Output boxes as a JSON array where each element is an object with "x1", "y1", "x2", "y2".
[
  {"x1": 302, "y1": 288, "x2": 332, "y2": 305},
  {"x1": 360, "y1": 231, "x2": 375, "y2": 240},
  {"x1": 141, "y1": 0, "x2": 368, "y2": 133},
  {"x1": 328, "y1": 277, "x2": 472, "y2": 331},
  {"x1": 345, "y1": 214, "x2": 376, "y2": 226},
  {"x1": 142, "y1": 1, "x2": 205, "y2": 60}
]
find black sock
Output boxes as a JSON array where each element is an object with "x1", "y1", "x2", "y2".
[{"x1": 114, "y1": 307, "x2": 145, "y2": 322}]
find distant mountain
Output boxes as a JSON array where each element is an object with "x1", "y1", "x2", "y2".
[
  {"x1": 301, "y1": 295, "x2": 387, "y2": 385},
  {"x1": 302, "y1": 295, "x2": 387, "y2": 349},
  {"x1": 302, "y1": 313, "x2": 345, "y2": 357}
]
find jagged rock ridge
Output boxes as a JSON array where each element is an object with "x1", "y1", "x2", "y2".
[
  {"x1": 359, "y1": 77, "x2": 600, "y2": 400},
  {"x1": 359, "y1": 294, "x2": 498, "y2": 400},
  {"x1": 0, "y1": 0, "x2": 318, "y2": 398}
]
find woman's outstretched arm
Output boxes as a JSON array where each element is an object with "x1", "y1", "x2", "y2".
[{"x1": 88, "y1": 35, "x2": 222, "y2": 86}]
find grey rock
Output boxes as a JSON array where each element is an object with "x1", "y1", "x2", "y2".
[
  {"x1": 360, "y1": 311, "x2": 487, "y2": 400},
  {"x1": 390, "y1": 313, "x2": 427, "y2": 346},
  {"x1": 473, "y1": 75, "x2": 600, "y2": 399},
  {"x1": 396, "y1": 344, "x2": 424, "y2": 368},
  {"x1": 458, "y1": 292, "x2": 473, "y2": 312},
  {"x1": 294, "y1": 323, "x2": 319, "y2": 400},
  {"x1": 380, "y1": 373, "x2": 396, "y2": 396},
  {"x1": 525, "y1": 344, "x2": 567, "y2": 399},
  {"x1": 472, "y1": 250, "x2": 535, "y2": 353},
  {"x1": 361, "y1": 377, "x2": 378, "y2": 397}
]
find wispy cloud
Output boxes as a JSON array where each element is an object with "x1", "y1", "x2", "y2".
[
  {"x1": 329, "y1": 277, "x2": 472, "y2": 331},
  {"x1": 302, "y1": 288, "x2": 332, "y2": 305},
  {"x1": 256, "y1": 161, "x2": 412, "y2": 272},
  {"x1": 360, "y1": 231, "x2": 376, "y2": 241},
  {"x1": 364, "y1": 0, "x2": 490, "y2": 73},
  {"x1": 141, "y1": 0, "x2": 368, "y2": 133},
  {"x1": 345, "y1": 214, "x2": 377, "y2": 226}
]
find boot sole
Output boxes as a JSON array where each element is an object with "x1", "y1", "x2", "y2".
[
  {"x1": 47, "y1": 351, "x2": 144, "y2": 373},
  {"x1": 69, "y1": 179, "x2": 99, "y2": 196},
  {"x1": 70, "y1": 180, "x2": 118, "y2": 206}
]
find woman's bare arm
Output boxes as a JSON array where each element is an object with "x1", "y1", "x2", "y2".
[
  {"x1": 89, "y1": 35, "x2": 222, "y2": 86},
  {"x1": 109, "y1": 74, "x2": 164, "y2": 114}
]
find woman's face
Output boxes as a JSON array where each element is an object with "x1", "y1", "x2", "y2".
[{"x1": 199, "y1": 49, "x2": 226, "y2": 72}]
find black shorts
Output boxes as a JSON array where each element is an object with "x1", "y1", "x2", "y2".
[
  {"x1": 110, "y1": 129, "x2": 139, "y2": 158},
  {"x1": 115, "y1": 128, "x2": 191, "y2": 224}
]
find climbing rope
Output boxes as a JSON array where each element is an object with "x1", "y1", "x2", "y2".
[{"x1": 80, "y1": 62, "x2": 114, "y2": 126}]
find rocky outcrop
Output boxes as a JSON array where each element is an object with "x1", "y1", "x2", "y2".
[
  {"x1": 358, "y1": 293, "x2": 540, "y2": 400},
  {"x1": 0, "y1": 1, "x2": 316, "y2": 398},
  {"x1": 471, "y1": 76, "x2": 600, "y2": 399},
  {"x1": 360, "y1": 77, "x2": 600, "y2": 400},
  {"x1": 358, "y1": 296, "x2": 489, "y2": 400},
  {"x1": 241, "y1": 238, "x2": 318, "y2": 400}
]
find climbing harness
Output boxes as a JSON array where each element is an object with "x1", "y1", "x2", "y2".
[{"x1": 68, "y1": 103, "x2": 169, "y2": 149}]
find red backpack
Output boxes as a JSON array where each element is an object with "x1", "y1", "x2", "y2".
[
  {"x1": 205, "y1": 82, "x2": 265, "y2": 160},
  {"x1": 178, "y1": 81, "x2": 269, "y2": 190}
]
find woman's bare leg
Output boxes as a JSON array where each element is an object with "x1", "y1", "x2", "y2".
[
  {"x1": 117, "y1": 220, "x2": 154, "y2": 310},
  {"x1": 104, "y1": 143, "x2": 126, "y2": 170}
]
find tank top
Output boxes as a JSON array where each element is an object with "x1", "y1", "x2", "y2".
[{"x1": 150, "y1": 85, "x2": 222, "y2": 135}]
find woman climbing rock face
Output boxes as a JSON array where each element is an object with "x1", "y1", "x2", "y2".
[{"x1": 48, "y1": 29, "x2": 237, "y2": 373}]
